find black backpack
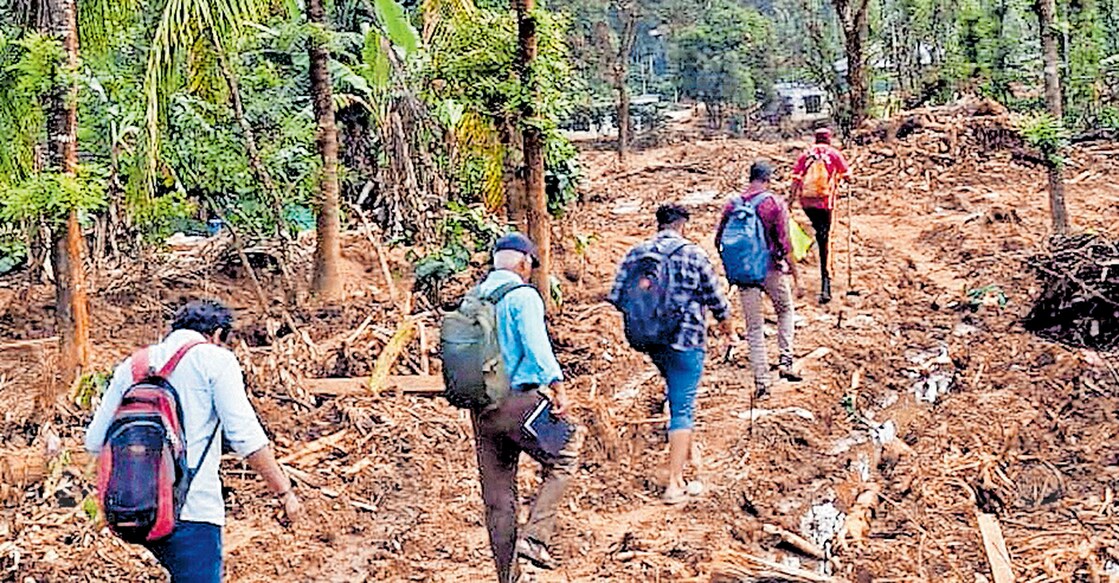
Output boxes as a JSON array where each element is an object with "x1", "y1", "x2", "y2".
[{"x1": 617, "y1": 240, "x2": 689, "y2": 352}]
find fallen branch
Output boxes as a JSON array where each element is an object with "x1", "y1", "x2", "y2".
[
  {"x1": 705, "y1": 550, "x2": 845, "y2": 583},
  {"x1": 762, "y1": 523, "x2": 827, "y2": 560},
  {"x1": 368, "y1": 319, "x2": 418, "y2": 393},
  {"x1": 278, "y1": 430, "x2": 349, "y2": 466},
  {"x1": 302, "y1": 375, "x2": 443, "y2": 396}
]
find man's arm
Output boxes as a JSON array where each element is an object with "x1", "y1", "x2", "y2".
[
  {"x1": 85, "y1": 361, "x2": 131, "y2": 453},
  {"x1": 789, "y1": 153, "x2": 808, "y2": 199},
  {"x1": 714, "y1": 201, "x2": 734, "y2": 250},
  {"x1": 210, "y1": 349, "x2": 301, "y2": 521},
  {"x1": 512, "y1": 290, "x2": 568, "y2": 414},
  {"x1": 607, "y1": 249, "x2": 636, "y2": 307},
  {"x1": 695, "y1": 250, "x2": 730, "y2": 321},
  {"x1": 512, "y1": 290, "x2": 564, "y2": 385}
]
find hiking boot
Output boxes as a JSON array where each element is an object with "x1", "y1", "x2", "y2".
[
  {"x1": 778, "y1": 356, "x2": 803, "y2": 382},
  {"x1": 819, "y1": 275, "x2": 832, "y2": 305},
  {"x1": 517, "y1": 538, "x2": 558, "y2": 570}
]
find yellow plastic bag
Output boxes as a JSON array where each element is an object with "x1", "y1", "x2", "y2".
[{"x1": 790, "y1": 218, "x2": 814, "y2": 262}]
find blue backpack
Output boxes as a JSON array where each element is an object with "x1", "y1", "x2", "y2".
[
  {"x1": 617, "y1": 240, "x2": 689, "y2": 352},
  {"x1": 719, "y1": 192, "x2": 772, "y2": 287}
]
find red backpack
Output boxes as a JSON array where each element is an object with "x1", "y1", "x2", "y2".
[{"x1": 96, "y1": 341, "x2": 218, "y2": 543}]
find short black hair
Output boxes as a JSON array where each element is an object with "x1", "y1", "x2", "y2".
[
  {"x1": 656, "y1": 204, "x2": 690, "y2": 228},
  {"x1": 172, "y1": 299, "x2": 234, "y2": 340},
  {"x1": 749, "y1": 160, "x2": 774, "y2": 183}
]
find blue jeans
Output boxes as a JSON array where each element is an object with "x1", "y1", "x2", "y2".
[
  {"x1": 145, "y1": 521, "x2": 222, "y2": 583},
  {"x1": 649, "y1": 348, "x2": 706, "y2": 431}
]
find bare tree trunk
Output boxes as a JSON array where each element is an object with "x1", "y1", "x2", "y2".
[
  {"x1": 500, "y1": 120, "x2": 527, "y2": 229},
  {"x1": 833, "y1": 0, "x2": 871, "y2": 133},
  {"x1": 514, "y1": 0, "x2": 552, "y2": 309},
  {"x1": 1037, "y1": 0, "x2": 1070, "y2": 234},
  {"x1": 213, "y1": 38, "x2": 301, "y2": 306},
  {"x1": 308, "y1": 0, "x2": 343, "y2": 301},
  {"x1": 44, "y1": 0, "x2": 89, "y2": 392},
  {"x1": 615, "y1": 2, "x2": 637, "y2": 161}
]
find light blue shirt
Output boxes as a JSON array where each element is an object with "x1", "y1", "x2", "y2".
[
  {"x1": 85, "y1": 329, "x2": 270, "y2": 526},
  {"x1": 477, "y1": 269, "x2": 564, "y2": 389}
]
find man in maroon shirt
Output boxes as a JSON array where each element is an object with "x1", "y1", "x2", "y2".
[
  {"x1": 791, "y1": 128, "x2": 851, "y2": 304},
  {"x1": 716, "y1": 161, "x2": 803, "y2": 397}
]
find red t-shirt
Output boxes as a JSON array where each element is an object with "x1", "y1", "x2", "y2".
[{"x1": 791, "y1": 144, "x2": 851, "y2": 210}]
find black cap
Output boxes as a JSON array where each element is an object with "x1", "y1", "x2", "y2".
[{"x1": 493, "y1": 232, "x2": 540, "y2": 268}]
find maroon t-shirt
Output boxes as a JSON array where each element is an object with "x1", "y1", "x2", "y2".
[{"x1": 719, "y1": 188, "x2": 793, "y2": 271}]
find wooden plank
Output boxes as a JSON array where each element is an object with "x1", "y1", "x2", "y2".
[
  {"x1": 977, "y1": 512, "x2": 1015, "y2": 583},
  {"x1": 302, "y1": 375, "x2": 443, "y2": 396}
]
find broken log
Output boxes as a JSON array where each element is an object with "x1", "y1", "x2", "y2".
[
  {"x1": 368, "y1": 319, "x2": 418, "y2": 393},
  {"x1": 302, "y1": 375, "x2": 443, "y2": 397},
  {"x1": 841, "y1": 484, "x2": 882, "y2": 547},
  {"x1": 278, "y1": 430, "x2": 349, "y2": 466},
  {"x1": 762, "y1": 523, "x2": 827, "y2": 560},
  {"x1": 705, "y1": 550, "x2": 843, "y2": 582}
]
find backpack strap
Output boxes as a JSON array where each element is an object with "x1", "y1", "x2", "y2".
[
  {"x1": 130, "y1": 340, "x2": 208, "y2": 383},
  {"x1": 131, "y1": 348, "x2": 152, "y2": 383},
  {"x1": 158, "y1": 340, "x2": 207, "y2": 378},
  {"x1": 184, "y1": 424, "x2": 221, "y2": 496},
  {"x1": 485, "y1": 281, "x2": 534, "y2": 304}
]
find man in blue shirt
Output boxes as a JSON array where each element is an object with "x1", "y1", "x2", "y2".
[{"x1": 471, "y1": 233, "x2": 581, "y2": 583}]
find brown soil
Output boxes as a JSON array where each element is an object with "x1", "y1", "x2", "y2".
[{"x1": 3, "y1": 119, "x2": 1119, "y2": 582}]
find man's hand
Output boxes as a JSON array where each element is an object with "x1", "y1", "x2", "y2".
[
  {"x1": 715, "y1": 319, "x2": 734, "y2": 339},
  {"x1": 550, "y1": 383, "x2": 570, "y2": 418},
  {"x1": 280, "y1": 490, "x2": 304, "y2": 523}
]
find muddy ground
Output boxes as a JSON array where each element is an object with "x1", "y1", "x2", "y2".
[{"x1": 2, "y1": 114, "x2": 1119, "y2": 582}]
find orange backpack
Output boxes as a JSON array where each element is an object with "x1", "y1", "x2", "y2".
[{"x1": 801, "y1": 149, "x2": 832, "y2": 201}]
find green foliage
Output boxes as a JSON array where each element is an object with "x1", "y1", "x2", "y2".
[
  {"x1": 668, "y1": 0, "x2": 773, "y2": 112},
  {"x1": 545, "y1": 132, "x2": 581, "y2": 216},
  {"x1": 412, "y1": 201, "x2": 503, "y2": 288},
  {"x1": 1018, "y1": 112, "x2": 1071, "y2": 167},
  {"x1": 373, "y1": 0, "x2": 420, "y2": 56},
  {"x1": 73, "y1": 370, "x2": 111, "y2": 410},
  {"x1": 0, "y1": 169, "x2": 107, "y2": 226}
]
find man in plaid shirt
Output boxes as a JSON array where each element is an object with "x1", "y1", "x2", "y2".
[{"x1": 609, "y1": 204, "x2": 731, "y2": 504}]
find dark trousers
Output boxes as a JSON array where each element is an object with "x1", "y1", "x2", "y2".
[
  {"x1": 803, "y1": 207, "x2": 833, "y2": 283},
  {"x1": 471, "y1": 390, "x2": 582, "y2": 583},
  {"x1": 145, "y1": 521, "x2": 222, "y2": 583}
]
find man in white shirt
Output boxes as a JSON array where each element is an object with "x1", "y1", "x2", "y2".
[{"x1": 86, "y1": 299, "x2": 302, "y2": 582}]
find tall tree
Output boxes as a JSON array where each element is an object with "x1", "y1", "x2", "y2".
[
  {"x1": 308, "y1": 0, "x2": 343, "y2": 299},
  {"x1": 832, "y1": 0, "x2": 872, "y2": 132},
  {"x1": 514, "y1": 0, "x2": 552, "y2": 306},
  {"x1": 1036, "y1": 0, "x2": 1070, "y2": 233},
  {"x1": 44, "y1": 0, "x2": 91, "y2": 390},
  {"x1": 614, "y1": 0, "x2": 637, "y2": 160}
]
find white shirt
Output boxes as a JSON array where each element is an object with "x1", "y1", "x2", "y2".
[{"x1": 85, "y1": 329, "x2": 270, "y2": 526}]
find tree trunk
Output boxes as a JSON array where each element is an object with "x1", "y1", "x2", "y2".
[
  {"x1": 615, "y1": 2, "x2": 638, "y2": 161},
  {"x1": 44, "y1": 0, "x2": 89, "y2": 392},
  {"x1": 833, "y1": 0, "x2": 871, "y2": 133},
  {"x1": 514, "y1": 0, "x2": 552, "y2": 309},
  {"x1": 308, "y1": 0, "x2": 343, "y2": 300},
  {"x1": 500, "y1": 120, "x2": 527, "y2": 229},
  {"x1": 214, "y1": 39, "x2": 301, "y2": 306},
  {"x1": 1037, "y1": 0, "x2": 1070, "y2": 234}
]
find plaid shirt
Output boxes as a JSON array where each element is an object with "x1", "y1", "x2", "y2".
[{"x1": 609, "y1": 230, "x2": 730, "y2": 351}]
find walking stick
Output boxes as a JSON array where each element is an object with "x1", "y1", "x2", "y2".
[{"x1": 845, "y1": 183, "x2": 859, "y2": 297}]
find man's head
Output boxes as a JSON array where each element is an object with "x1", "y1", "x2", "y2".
[
  {"x1": 749, "y1": 160, "x2": 774, "y2": 185},
  {"x1": 814, "y1": 127, "x2": 832, "y2": 144},
  {"x1": 492, "y1": 232, "x2": 539, "y2": 280},
  {"x1": 172, "y1": 299, "x2": 234, "y2": 344},
  {"x1": 656, "y1": 203, "x2": 690, "y2": 235}
]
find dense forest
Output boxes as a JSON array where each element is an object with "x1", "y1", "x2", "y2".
[{"x1": 1, "y1": 0, "x2": 1117, "y2": 385}]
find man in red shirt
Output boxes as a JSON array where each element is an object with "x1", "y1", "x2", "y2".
[{"x1": 791, "y1": 128, "x2": 851, "y2": 304}]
